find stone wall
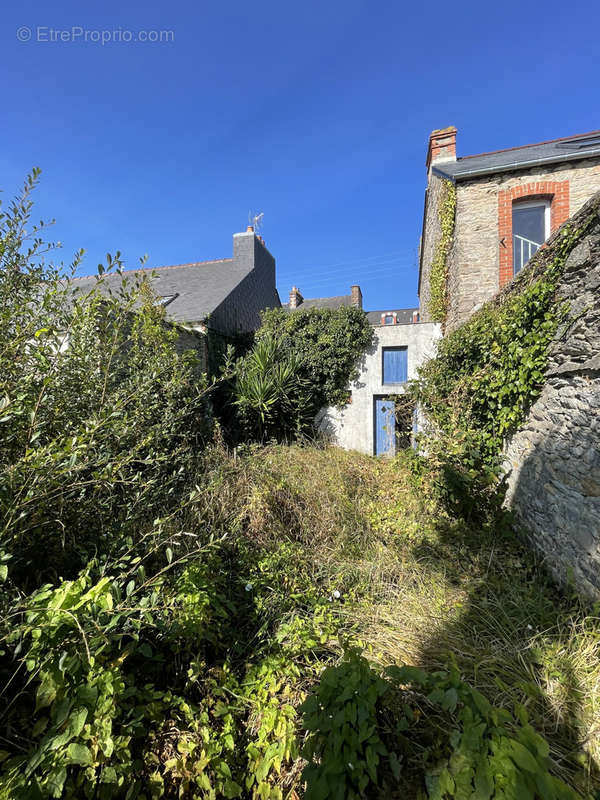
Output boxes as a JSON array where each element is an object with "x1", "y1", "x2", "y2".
[
  {"x1": 318, "y1": 321, "x2": 442, "y2": 454},
  {"x1": 445, "y1": 158, "x2": 600, "y2": 331},
  {"x1": 504, "y1": 194, "x2": 600, "y2": 598},
  {"x1": 418, "y1": 174, "x2": 445, "y2": 323}
]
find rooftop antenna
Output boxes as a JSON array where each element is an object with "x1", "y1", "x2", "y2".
[{"x1": 248, "y1": 211, "x2": 264, "y2": 232}]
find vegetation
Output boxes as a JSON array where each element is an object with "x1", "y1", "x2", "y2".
[
  {"x1": 0, "y1": 175, "x2": 598, "y2": 799},
  {"x1": 256, "y1": 305, "x2": 374, "y2": 409},
  {"x1": 427, "y1": 179, "x2": 456, "y2": 324},
  {"x1": 228, "y1": 306, "x2": 372, "y2": 442},
  {"x1": 413, "y1": 217, "x2": 595, "y2": 515},
  {"x1": 233, "y1": 336, "x2": 312, "y2": 441}
]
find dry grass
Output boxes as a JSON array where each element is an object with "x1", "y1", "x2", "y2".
[{"x1": 197, "y1": 441, "x2": 600, "y2": 796}]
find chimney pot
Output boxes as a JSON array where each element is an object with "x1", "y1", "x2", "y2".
[
  {"x1": 350, "y1": 284, "x2": 363, "y2": 309},
  {"x1": 247, "y1": 225, "x2": 254, "y2": 233},
  {"x1": 426, "y1": 126, "x2": 457, "y2": 169},
  {"x1": 412, "y1": 310, "x2": 420, "y2": 323}
]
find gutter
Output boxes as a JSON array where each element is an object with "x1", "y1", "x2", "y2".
[{"x1": 432, "y1": 148, "x2": 600, "y2": 182}]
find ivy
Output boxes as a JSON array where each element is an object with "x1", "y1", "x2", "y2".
[
  {"x1": 428, "y1": 179, "x2": 456, "y2": 324},
  {"x1": 415, "y1": 218, "x2": 594, "y2": 467}
]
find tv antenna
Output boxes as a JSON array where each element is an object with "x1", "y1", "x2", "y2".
[{"x1": 248, "y1": 211, "x2": 264, "y2": 232}]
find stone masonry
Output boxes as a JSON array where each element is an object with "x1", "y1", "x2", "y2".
[
  {"x1": 504, "y1": 193, "x2": 600, "y2": 598},
  {"x1": 444, "y1": 160, "x2": 600, "y2": 331}
]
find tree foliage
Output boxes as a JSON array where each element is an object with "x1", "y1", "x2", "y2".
[
  {"x1": 0, "y1": 171, "x2": 211, "y2": 585},
  {"x1": 256, "y1": 305, "x2": 374, "y2": 410}
]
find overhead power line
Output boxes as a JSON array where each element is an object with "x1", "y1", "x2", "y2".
[
  {"x1": 278, "y1": 258, "x2": 414, "y2": 284},
  {"x1": 278, "y1": 264, "x2": 413, "y2": 290}
]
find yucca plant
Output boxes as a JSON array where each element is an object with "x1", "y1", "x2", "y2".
[{"x1": 234, "y1": 335, "x2": 313, "y2": 441}]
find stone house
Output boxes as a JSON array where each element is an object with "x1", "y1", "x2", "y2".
[
  {"x1": 283, "y1": 282, "x2": 441, "y2": 455},
  {"x1": 318, "y1": 313, "x2": 441, "y2": 455},
  {"x1": 283, "y1": 284, "x2": 363, "y2": 311},
  {"x1": 72, "y1": 226, "x2": 281, "y2": 369},
  {"x1": 418, "y1": 127, "x2": 600, "y2": 331}
]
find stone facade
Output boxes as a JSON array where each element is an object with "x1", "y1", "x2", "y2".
[
  {"x1": 318, "y1": 321, "x2": 442, "y2": 454},
  {"x1": 418, "y1": 127, "x2": 600, "y2": 331},
  {"x1": 417, "y1": 173, "x2": 445, "y2": 323},
  {"x1": 444, "y1": 160, "x2": 600, "y2": 330},
  {"x1": 504, "y1": 194, "x2": 600, "y2": 598}
]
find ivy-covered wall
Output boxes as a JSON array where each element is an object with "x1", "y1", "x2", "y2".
[
  {"x1": 415, "y1": 190, "x2": 600, "y2": 597},
  {"x1": 504, "y1": 194, "x2": 600, "y2": 597}
]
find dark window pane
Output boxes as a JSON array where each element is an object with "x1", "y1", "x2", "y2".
[
  {"x1": 512, "y1": 204, "x2": 546, "y2": 273},
  {"x1": 513, "y1": 205, "x2": 545, "y2": 244}
]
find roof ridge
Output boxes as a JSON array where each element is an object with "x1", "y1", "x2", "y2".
[
  {"x1": 459, "y1": 128, "x2": 600, "y2": 162},
  {"x1": 71, "y1": 257, "x2": 233, "y2": 280}
]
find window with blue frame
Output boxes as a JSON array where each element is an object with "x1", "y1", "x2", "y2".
[{"x1": 382, "y1": 347, "x2": 407, "y2": 384}]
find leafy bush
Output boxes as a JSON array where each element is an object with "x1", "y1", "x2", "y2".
[
  {"x1": 257, "y1": 305, "x2": 374, "y2": 409},
  {"x1": 301, "y1": 650, "x2": 580, "y2": 799},
  {"x1": 0, "y1": 173, "x2": 211, "y2": 584},
  {"x1": 234, "y1": 335, "x2": 312, "y2": 441}
]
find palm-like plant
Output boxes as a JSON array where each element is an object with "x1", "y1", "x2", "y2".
[{"x1": 234, "y1": 335, "x2": 312, "y2": 441}]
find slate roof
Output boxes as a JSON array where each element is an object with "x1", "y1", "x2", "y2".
[
  {"x1": 70, "y1": 257, "x2": 247, "y2": 325},
  {"x1": 433, "y1": 130, "x2": 600, "y2": 181},
  {"x1": 282, "y1": 294, "x2": 354, "y2": 311},
  {"x1": 366, "y1": 308, "x2": 418, "y2": 326}
]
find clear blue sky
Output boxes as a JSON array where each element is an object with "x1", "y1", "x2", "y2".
[{"x1": 2, "y1": 0, "x2": 599, "y2": 311}]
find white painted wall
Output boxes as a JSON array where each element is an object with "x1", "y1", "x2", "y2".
[{"x1": 317, "y1": 322, "x2": 442, "y2": 454}]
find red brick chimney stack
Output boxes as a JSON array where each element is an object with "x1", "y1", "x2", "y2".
[
  {"x1": 351, "y1": 285, "x2": 363, "y2": 309},
  {"x1": 426, "y1": 126, "x2": 457, "y2": 170}
]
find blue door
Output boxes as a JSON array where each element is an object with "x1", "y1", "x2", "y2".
[{"x1": 374, "y1": 397, "x2": 395, "y2": 456}]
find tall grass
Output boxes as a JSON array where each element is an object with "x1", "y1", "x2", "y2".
[{"x1": 195, "y1": 443, "x2": 600, "y2": 796}]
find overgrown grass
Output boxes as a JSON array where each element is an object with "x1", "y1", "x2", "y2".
[{"x1": 200, "y1": 443, "x2": 600, "y2": 797}]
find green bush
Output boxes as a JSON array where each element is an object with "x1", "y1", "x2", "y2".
[
  {"x1": 301, "y1": 650, "x2": 580, "y2": 799},
  {"x1": 0, "y1": 172, "x2": 211, "y2": 584},
  {"x1": 233, "y1": 335, "x2": 312, "y2": 441},
  {"x1": 257, "y1": 305, "x2": 374, "y2": 410}
]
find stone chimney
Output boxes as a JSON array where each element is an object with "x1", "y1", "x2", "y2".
[
  {"x1": 351, "y1": 285, "x2": 363, "y2": 309},
  {"x1": 426, "y1": 126, "x2": 457, "y2": 170},
  {"x1": 289, "y1": 286, "x2": 303, "y2": 309}
]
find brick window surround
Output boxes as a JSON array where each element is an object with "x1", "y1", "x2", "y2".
[{"x1": 498, "y1": 180, "x2": 570, "y2": 286}]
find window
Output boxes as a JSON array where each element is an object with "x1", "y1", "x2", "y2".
[
  {"x1": 512, "y1": 200, "x2": 550, "y2": 274},
  {"x1": 383, "y1": 314, "x2": 394, "y2": 325},
  {"x1": 382, "y1": 347, "x2": 407, "y2": 384}
]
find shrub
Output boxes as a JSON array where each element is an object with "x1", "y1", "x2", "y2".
[
  {"x1": 257, "y1": 305, "x2": 374, "y2": 410},
  {"x1": 301, "y1": 650, "x2": 581, "y2": 799},
  {"x1": 233, "y1": 335, "x2": 312, "y2": 441},
  {"x1": 0, "y1": 172, "x2": 211, "y2": 584}
]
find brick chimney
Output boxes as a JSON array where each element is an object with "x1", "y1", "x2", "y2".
[
  {"x1": 412, "y1": 310, "x2": 420, "y2": 323},
  {"x1": 351, "y1": 285, "x2": 362, "y2": 309},
  {"x1": 289, "y1": 286, "x2": 303, "y2": 309},
  {"x1": 426, "y1": 126, "x2": 457, "y2": 170}
]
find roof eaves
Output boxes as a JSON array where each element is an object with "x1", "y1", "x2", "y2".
[{"x1": 436, "y1": 147, "x2": 600, "y2": 181}]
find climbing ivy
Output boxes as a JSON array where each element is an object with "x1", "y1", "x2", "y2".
[
  {"x1": 428, "y1": 179, "x2": 456, "y2": 324},
  {"x1": 414, "y1": 216, "x2": 595, "y2": 476}
]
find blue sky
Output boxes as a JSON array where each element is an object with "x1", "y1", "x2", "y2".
[{"x1": 2, "y1": 0, "x2": 599, "y2": 311}]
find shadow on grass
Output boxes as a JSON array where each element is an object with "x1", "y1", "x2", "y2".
[{"x1": 408, "y1": 503, "x2": 600, "y2": 798}]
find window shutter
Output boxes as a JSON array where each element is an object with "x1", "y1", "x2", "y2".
[{"x1": 383, "y1": 348, "x2": 407, "y2": 384}]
